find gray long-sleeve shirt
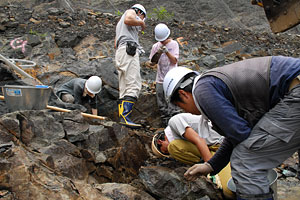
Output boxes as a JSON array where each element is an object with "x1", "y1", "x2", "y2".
[{"x1": 56, "y1": 78, "x2": 97, "y2": 109}]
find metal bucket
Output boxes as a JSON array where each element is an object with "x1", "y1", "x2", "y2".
[
  {"x1": 2, "y1": 85, "x2": 51, "y2": 112},
  {"x1": 227, "y1": 169, "x2": 278, "y2": 200}
]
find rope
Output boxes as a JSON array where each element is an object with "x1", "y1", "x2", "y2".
[
  {"x1": 216, "y1": 0, "x2": 248, "y2": 29},
  {"x1": 105, "y1": 0, "x2": 119, "y2": 13},
  {"x1": 189, "y1": 0, "x2": 202, "y2": 20}
]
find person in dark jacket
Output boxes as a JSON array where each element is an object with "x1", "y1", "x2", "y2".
[
  {"x1": 56, "y1": 76, "x2": 102, "y2": 115},
  {"x1": 162, "y1": 56, "x2": 300, "y2": 200}
]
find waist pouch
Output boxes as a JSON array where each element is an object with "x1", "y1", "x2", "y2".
[{"x1": 126, "y1": 41, "x2": 138, "y2": 56}]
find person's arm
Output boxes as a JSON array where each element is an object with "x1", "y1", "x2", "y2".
[
  {"x1": 149, "y1": 44, "x2": 162, "y2": 65},
  {"x1": 166, "y1": 40, "x2": 179, "y2": 65},
  {"x1": 184, "y1": 138, "x2": 233, "y2": 180},
  {"x1": 90, "y1": 94, "x2": 98, "y2": 116},
  {"x1": 124, "y1": 9, "x2": 145, "y2": 31},
  {"x1": 207, "y1": 137, "x2": 233, "y2": 175},
  {"x1": 194, "y1": 76, "x2": 251, "y2": 147},
  {"x1": 186, "y1": 76, "x2": 252, "y2": 176},
  {"x1": 164, "y1": 49, "x2": 177, "y2": 64},
  {"x1": 183, "y1": 127, "x2": 212, "y2": 162},
  {"x1": 73, "y1": 79, "x2": 85, "y2": 104},
  {"x1": 150, "y1": 51, "x2": 163, "y2": 64}
]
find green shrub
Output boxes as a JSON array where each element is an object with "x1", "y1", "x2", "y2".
[{"x1": 148, "y1": 6, "x2": 174, "y2": 21}]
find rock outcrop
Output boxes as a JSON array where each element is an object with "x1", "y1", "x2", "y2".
[{"x1": 0, "y1": 0, "x2": 300, "y2": 199}]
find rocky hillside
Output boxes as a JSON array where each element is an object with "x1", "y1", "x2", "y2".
[{"x1": 0, "y1": 0, "x2": 300, "y2": 200}]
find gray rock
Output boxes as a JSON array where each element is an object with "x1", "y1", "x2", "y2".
[
  {"x1": 95, "y1": 183, "x2": 155, "y2": 200},
  {"x1": 139, "y1": 166, "x2": 222, "y2": 200},
  {"x1": 202, "y1": 55, "x2": 217, "y2": 68}
]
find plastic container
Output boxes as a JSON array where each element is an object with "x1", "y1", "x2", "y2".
[
  {"x1": 2, "y1": 85, "x2": 51, "y2": 112},
  {"x1": 227, "y1": 169, "x2": 278, "y2": 200}
]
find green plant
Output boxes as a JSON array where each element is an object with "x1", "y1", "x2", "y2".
[
  {"x1": 115, "y1": 10, "x2": 123, "y2": 16},
  {"x1": 29, "y1": 29, "x2": 47, "y2": 38},
  {"x1": 148, "y1": 6, "x2": 174, "y2": 21},
  {"x1": 29, "y1": 29, "x2": 38, "y2": 35}
]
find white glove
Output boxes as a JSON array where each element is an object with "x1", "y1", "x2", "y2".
[
  {"x1": 184, "y1": 162, "x2": 213, "y2": 181},
  {"x1": 157, "y1": 46, "x2": 168, "y2": 54},
  {"x1": 161, "y1": 46, "x2": 168, "y2": 53},
  {"x1": 139, "y1": 49, "x2": 145, "y2": 55}
]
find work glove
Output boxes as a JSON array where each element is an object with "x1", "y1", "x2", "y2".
[
  {"x1": 139, "y1": 49, "x2": 145, "y2": 55},
  {"x1": 157, "y1": 46, "x2": 168, "y2": 54},
  {"x1": 184, "y1": 162, "x2": 214, "y2": 181}
]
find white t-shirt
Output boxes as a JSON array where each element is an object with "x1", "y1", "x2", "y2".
[{"x1": 165, "y1": 113, "x2": 224, "y2": 146}]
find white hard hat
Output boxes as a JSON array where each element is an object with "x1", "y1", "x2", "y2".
[
  {"x1": 155, "y1": 23, "x2": 170, "y2": 41},
  {"x1": 163, "y1": 67, "x2": 197, "y2": 102},
  {"x1": 131, "y1": 4, "x2": 146, "y2": 17},
  {"x1": 85, "y1": 76, "x2": 102, "y2": 94},
  {"x1": 151, "y1": 132, "x2": 170, "y2": 158}
]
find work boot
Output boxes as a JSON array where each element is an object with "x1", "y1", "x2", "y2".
[{"x1": 118, "y1": 96, "x2": 142, "y2": 129}]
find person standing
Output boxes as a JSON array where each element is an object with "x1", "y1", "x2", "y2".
[
  {"x1": 56, "y1": 76, "x2": 102, "y2": 116},
  {"x1": 162, "y1": 56, "x2": 300, "y2": 200},
  {"x1": 149, "y1": 23, "x2": 180, "y2": 126},
  {"x1": 114, "y1": 4, "x2": 146, "y2": 129}
]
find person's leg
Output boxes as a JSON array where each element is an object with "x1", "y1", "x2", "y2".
[
  {"x1": 115, "y1": 46, "x2": 129, "y2": 99},
  {"x1": 156, "y1": 83, "x2": 181, "y2": 126},
  {"x1": 156, "y1": 83, "x2": 169, "y2": 126},
  {"x1": 116, "y1": 47, "x2": 141, "y2": 99},
  {"x1": 168, "y1": 139, "x2": 202, "y2": 165},
  {"x1": 231, "y1": 86, "x2": 300, "y2": 199},
  {"x1": 115, "y1": 47, "x2": 141, "y2": 128}
]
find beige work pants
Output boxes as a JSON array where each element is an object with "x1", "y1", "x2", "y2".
[{"x1": 115, "y1": 45, "x2": 141, "y2": 99}]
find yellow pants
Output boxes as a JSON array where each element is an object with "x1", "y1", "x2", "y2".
[{"x1": 168, "y1": 139, "x2": 234, "y2": 199}]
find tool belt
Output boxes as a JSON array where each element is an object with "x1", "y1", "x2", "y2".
[{"x1": 289, "y1": 75, "x2": 300, "y2": 92}]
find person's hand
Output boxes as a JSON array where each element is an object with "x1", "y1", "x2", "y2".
[
  {"x1": 184, "y1": 162, "x2": 213, "y2": 181},
  {"x1": 157, "y1": 46, "x2": 168, "y2": 54},
  {"x1": 157, "y1": 47, "x2": 164, "y2": 54},
  {"x1": 161, "y1": 46, "x2": 168, "y2": 53}
]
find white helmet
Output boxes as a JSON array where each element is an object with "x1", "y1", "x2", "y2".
[
  {"x1": 163, "y1": 67, "x2": 197, "y2": 102},
  {"x1": 85, "y1": 76, "x2": 102, "y2": 94},
  {"x1": 131, "y1": 4, "x2": 146, "y2": 18},
  {"x1": 155, "y1": 23, "x2": 170, "y2": 41}
]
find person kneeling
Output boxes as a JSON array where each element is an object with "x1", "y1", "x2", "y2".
[
  {"x1": 56, "y1": 76, "x2": 102, "y2": 116},
  {"x1": 152, "y1": 113, "x2": 234, "y2": 199}
]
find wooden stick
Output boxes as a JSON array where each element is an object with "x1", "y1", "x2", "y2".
[
  {"x1": 46, "y1": 105, "x2": 106, "y2": 120},
  {"x1": 0, "y1": 95, "x2": 106, "y2": 120}
]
